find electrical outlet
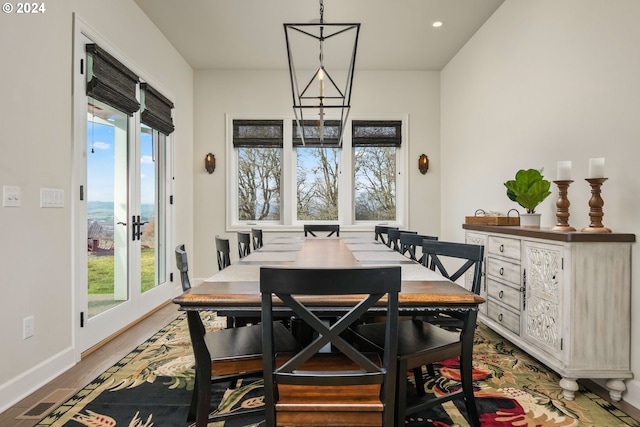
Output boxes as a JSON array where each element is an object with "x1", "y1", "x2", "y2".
[{"x1": 23, "y1": 316, "x2": 34, "y2": 339}]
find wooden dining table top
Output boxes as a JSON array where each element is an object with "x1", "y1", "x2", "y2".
[{"x1": 173, "y1": 237, "x2": 485, "y2": 311}]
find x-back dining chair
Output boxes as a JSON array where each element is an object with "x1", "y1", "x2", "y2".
[
  {"x1": 175, "y1": 245, "x2": 299, "y2": 427},
  {"x1": 251, "y1": 228, "x2": 263, "y2": 250},
  {"x1": 303, "y1": 223, "x2": 340, "y2": 237},
  {"x1": 399, "y1": 232, "x2": 438, "y2": 264},
  {"x1": 387, "y1": 229, "x2": 416, "y2": 252},
  {"x1": 237, "y1": 231, "x2": 251, "y2": 259},
  {"x1": 350, "y1": 240, "x2": 484, "y2": 427},
  {"x1": 215, "y1": 235, "x2": 231, "y2": 270},
  {"x1": 374, "y1": 225, "x2": 398, "y2": 247},
  {"x1": 261, "y1": 266, "x2": 401, "y2": 427},
  {"x1": 175, "y1": 244, "x2": 191, "y2": 292}
]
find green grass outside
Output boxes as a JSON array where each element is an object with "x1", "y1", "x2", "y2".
[{"x1": 88, "y1": 248, "x2": 156, "y2": 294}]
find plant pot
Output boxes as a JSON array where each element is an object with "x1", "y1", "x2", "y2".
[{"x1": 520, "y1": 213, "x2": 541, "y2": 228}]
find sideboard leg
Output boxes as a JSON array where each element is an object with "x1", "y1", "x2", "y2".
[
  {"x1": 606, "y1": 379, "x2": 626, "y2": 402},
  {"x1": 559, "y1": 377, "x2": 579, "y2": 400}
]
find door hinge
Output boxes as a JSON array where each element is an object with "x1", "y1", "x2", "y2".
[
  {"x1": 562, "y1": 257, "x2": 564, "y2": 270},
  {"x1": 80, "y1": 58, "x2": 84, "y2": 75},
  {"x1": 170, "y1": 272, "x2": 174, "y2": 282},
  {"x1": 560, "y1": 338, "x2": 563, "y2": 351},
  {"x1": 80, "y1": 185, "x2": 84, "y2": 201},
  {"x1": 80, "y1": 311, "x2": 85, "y2": 328},
  {"x1": 170, "y1": 195, "x2": 174, "y2": 205}
]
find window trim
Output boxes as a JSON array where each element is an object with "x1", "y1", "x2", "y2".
[{"x1": 225, "y1": 114, "x2": 408, "y2": 232}]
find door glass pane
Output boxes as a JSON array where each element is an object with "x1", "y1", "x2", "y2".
[
  {"x1": 87, "y1": 98, "x2": 129, "y2": 317},
  {"x1": 140, "y1": 126, "x2": 166, "y2": 293},
  {"x1": 297, "y1": 147, "x2": 339, "y2": 220},
  {"x1": 354, "y1": 146, "x2": 396, "y2": 221}
]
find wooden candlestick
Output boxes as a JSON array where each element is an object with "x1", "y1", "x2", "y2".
[
  {"x1": 581, "y1": 177, "x2": 611, "y2": 233},
  {"x1": 551, "y1": 180, "x2": 575, "y2": 231}
]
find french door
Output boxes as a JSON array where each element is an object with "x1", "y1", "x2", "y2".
[
  {"x1": 77, "y1": 97, "x2": 170, "y2": 353},
  {"x1": 72, "y1": 23, "x2": 174, "y2": 355}
]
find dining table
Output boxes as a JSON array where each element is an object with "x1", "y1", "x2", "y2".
[
  {"x1": 172, "y1": 236, "x2": 486, "y2": 423},
  {"x1": 174, "y1": 236, "x2": 484, "y2": 314}
]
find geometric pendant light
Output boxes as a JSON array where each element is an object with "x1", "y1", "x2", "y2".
[{"x1": 284, "y1": 0, "x2": 360, "y2": 146}]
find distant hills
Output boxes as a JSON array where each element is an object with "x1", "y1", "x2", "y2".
[{"x1": 88, "y1": 201, "x2": 155, "y2": 222}]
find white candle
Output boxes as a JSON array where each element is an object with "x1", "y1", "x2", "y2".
[
  {"x1": 588, "y1": 157, "x2": 605, "y2": 178},
  {"x1": 557, "y1": 160, "x2": 572, "y2": 180}
]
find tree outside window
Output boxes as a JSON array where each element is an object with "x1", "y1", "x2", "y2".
[
  {"x1": 352, "y1": 120, "x2": 401, "y2": 222},
  {"x1": 234, "y1": 120, "x2": 283, "y2": 221}
]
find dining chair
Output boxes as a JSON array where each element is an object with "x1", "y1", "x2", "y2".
[
  {"x1": 350, "y1": 240, "x2": 484, "y2": 427},
  {"x1": 303, "y1": 223, "x2": 340, "y2": 237},
  {"x1": 387, "y1": 229, "x2": 416, "y2": 252},
  {"x1": 374, "y1": 225, "x2": 398, "y2": 246},
  {"x1": 175, "y1": 245, "x2": 299, "y2": 427},
  {"x1": 215, "y1": 235, "x2": 231, "y2": 270},
  {"x1": 261, "y1": 266, "x2": 401, "y2": 427},
  {"x1": 237, "y1": 231, "x2": 251, "y2": 259},
  {"x1": 251, "y1": 228, "x2": 263, "y2": 250},
  {"x1": 175, "y1": 244, "x2": 191, "y2": 292},
  {"x1": 398, "y1": 232, "x2": 438, "y2": 264}
]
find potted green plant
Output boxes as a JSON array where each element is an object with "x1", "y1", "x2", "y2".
[{"x1": 504, "y1": 168, "x2": 551, "y2": 228}]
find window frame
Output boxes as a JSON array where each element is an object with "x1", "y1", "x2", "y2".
[{"x1": 226, "y1": 114, "x2": 408, "y2": 231}]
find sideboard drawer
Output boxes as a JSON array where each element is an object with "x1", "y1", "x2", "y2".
[
  {"x1": 486, "y1": 257, "x2": 521, "y2": 284},
  {"x1": 488, "y1": 236, "x2": 521, "y2": 261},
  {"x1": 487, "y1": 279, "x2": 521, "y2": 311},
  {"x1": 487, "y1": 300, "x2": 520, "y2": 335}
]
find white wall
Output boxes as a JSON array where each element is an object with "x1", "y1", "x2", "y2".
[
  {"x1": 192, "y1": 69, "x2": 441, "y2": 280},
  {"x1": 0, "y1": 0, "x2": 193, "y2": 411},
  {"x1": 441, "y1": 0, "x2": 640, "y2": 406}
]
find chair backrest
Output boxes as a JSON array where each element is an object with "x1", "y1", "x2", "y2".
[
  {"x1": 388, "y1": 229, "x2": 416, "y2": 251},
  {"x1": 399, "y1": 233, "x2": 438, "y2": 263},
  {"x1": 174, "y1": 244, "x2": 191, "y2": 291},
  {"x1": 251, "y1": 228, "x2": 263, "y2": 250},
  {"x1": 237, "y1": 231, "x2": 251, "y2": 259},
  {"x1": 303, "y1": 224, "x2": 340, "y2": 237},
  {"x1": 215, "y1": 235, "x2": 231, "y2": 270},
  {"x1": 261, "y1": 266, "x2": 400, "y2": 427},
  {"x1": 421, "y1": 240, "x2": 484, "y2": 294},
  {"x1": 374, "y1": 225, "x2": 398, "y2": 246}
]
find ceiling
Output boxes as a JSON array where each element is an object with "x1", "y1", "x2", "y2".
[{"x1": 134, "y1": 0, "x2": 505, "y2": 71}]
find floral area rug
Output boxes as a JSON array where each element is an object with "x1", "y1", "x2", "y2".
[{"x1": 35, "y1": 313, "x2": 639, "y2": 427}]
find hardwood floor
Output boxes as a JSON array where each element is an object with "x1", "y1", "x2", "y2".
[
  {"x1": 1, "y1": 302, "x2": 639, "y2": 426},
  {"x1": 0, "y1": 303, "x2": 181, "y2": 427}
]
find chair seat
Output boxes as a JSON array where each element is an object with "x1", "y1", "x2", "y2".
[
  {"x1": 352, "y1": 319, "x2": 460, "y2": 367},
  {"x1": 206, "y1": 322, "x2": 298, "y2": 377},
  {"x1": 274, "y1": 353, "x2": 384, "y2": 427}
]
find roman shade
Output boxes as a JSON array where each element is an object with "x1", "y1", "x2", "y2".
[
  {"x1": 352, "y1": 120, "x2": 402, "y2": 147},
  {"x1": 85, "y1": 44, "x2": 140, "y2": 116},
  {"x1": 233, "y1": 120, "x2": 283, "y2": 148},
  {"x1": 140, "y1": 83, "x2": 175, "y2": 135},
  {"x1": 292, "y1": 120, "x2": 341, "y2": 147}
]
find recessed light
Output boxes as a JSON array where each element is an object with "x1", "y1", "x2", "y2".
[{"x1": 432, "y1": 21, "x2": 443, "y2": 28}]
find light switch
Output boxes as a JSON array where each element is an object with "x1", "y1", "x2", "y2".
[
  {"x1": 40, "y1": 188, "x2": 64, "y2": 208},
  {"x1": 3, "y1": 185, "x2": 21, "y2": 207}
]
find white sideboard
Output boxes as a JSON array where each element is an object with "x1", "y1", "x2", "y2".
[{"x1": 463, "y1": 224, "x2": 635, "y2": 401}]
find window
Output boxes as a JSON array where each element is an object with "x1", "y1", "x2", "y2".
[
  {"x1": 294, "y1": 121, "x2": 341, "y2": 221},
  {"x1": 352, "y1": 121, "x2": 402, "y2": 221},
  {"x1": 227, "y1": 116, "x2": 407, "y2": 230},
  {"x1": 233, "y1": 120, "x2": 283, "y2": 221}
]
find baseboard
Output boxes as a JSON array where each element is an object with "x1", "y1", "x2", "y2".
[
  {"x1": 623, "y1": 377, "x2": 640, "y2": 410},
  {"x1": 0, "y1": 346, "x2": 75, "y2": 414}
]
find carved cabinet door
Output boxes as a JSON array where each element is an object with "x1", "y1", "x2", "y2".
[
  {"x1": 521, "y1": 240, "x2": 563, "y2": 358},
  {"x1": 465, "y1": 232, "x2": 488, "y2": 316}
]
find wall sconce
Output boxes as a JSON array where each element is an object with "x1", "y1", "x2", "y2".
[
  {"x1": 205, "y1": 153, "x2": 216, "y2": 174},
  {"x1": 418, "y1": 154, "x2": 429, "y2": 174}
]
